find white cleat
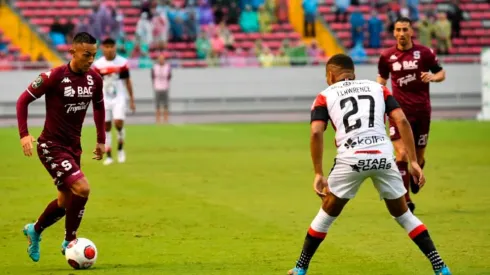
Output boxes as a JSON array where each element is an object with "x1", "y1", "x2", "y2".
[
  {"x1": 118, "y1": 150, "x2": 126, "y2": 163},
  {"x1": 103, "y1": 158, "x2": 113, "y2": 166}
]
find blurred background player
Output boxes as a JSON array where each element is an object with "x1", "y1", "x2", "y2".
[
  {"x1": 288, "y1": 54, "x2": 451, "y2": 275},
  {"x1": 16, "y1": 32, "x2": 105, "y2": 261},
  {"x1": 377, "y1": 17, "x2": 446, "y2": 213},
  {"x1": 151, "y1": 53, "x2": 172, "y2": 124},
  {"x1": 93, "y1": 38, "x2": 136, "y2": 165}
]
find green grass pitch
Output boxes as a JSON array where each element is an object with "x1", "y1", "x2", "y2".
[{"x1": 0, "y1": 121, "x2": 489, "y2": 275}]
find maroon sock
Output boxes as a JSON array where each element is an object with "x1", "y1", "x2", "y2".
[
  {"x1": 65, "y1": 194, "x2": 88, "y2": 241},
  {"x1": 34, "y1": 199, "x2": 66, "y2": 233},
  {"x1": 397, "y1": 161, "x2": 411, "y2": 202}
]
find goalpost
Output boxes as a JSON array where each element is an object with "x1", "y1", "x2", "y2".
[{"x1": 480, "y1": 48, "x2": 490, "y2": 121}]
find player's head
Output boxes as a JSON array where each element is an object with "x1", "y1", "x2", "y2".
[
  {"x1": 158, "y1": 53, "x2": 166, "y2": 65},
  {"x1": 101, "y1": 38, "x2": 117, "y2": 60},
  {"x1": 70, "y1": 32, "x2": 97, "y2": 73},
  {"x1": 325, "y1": 54, "x2": 355, "y2": 86},
  {"x1": 394, "y1": 17, "x2": 413, "y2": 48}
]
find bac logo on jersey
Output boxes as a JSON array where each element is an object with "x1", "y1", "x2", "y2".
[
  {"x1": 77, "y1": 86, "x2": 93, "y2": 97},
  {"x1": 403, "y1": 60, "x2": 418, "y2": 70}
]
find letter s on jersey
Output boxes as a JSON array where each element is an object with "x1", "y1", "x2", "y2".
[{"x1": 87, "y1": 75, "x2": 94, "y2": 86}]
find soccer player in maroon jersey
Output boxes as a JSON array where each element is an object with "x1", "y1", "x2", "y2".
[
  {"x1": 16, "y1": 32, "x2": 105, "y2": 262},
  {"x1": 377, "y1": 17, "x2": 446, "y2": 212}
]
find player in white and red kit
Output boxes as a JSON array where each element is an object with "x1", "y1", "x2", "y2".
[
  {"x1": 93, "y1": 38, "x2": 136, "y2": 165},
  {"x1": 16, "y1": 32, "x2": 105, "y2": 262},
  {"x1": 377, "y1": 17, "x2": 446, "y2": 212},
  {"x1": 287, "y1": 54, "x2": 451, "y2": 275}
]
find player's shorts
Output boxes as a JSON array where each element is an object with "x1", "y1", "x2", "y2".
[
  {"x1": 37, "y1": 138, "x2": 85, "y2": 190},
  {"x1": 327, "y1": 154, "x2": 406, "y2": 200},
  {"x1": 389, "y1": 112, "x2": 431, "y2": 148},
  {"x1": 155, "y1": 90, "x2": 169, "y2": 109},
  {"x1": 104, "y1": 97, "x2": 126, "y2": 122}
]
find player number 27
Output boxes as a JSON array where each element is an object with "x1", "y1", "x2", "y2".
[{"x1": 340, "y1": 95, "x2": 375, "y2": 133}]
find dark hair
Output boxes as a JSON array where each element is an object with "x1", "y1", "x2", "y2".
[
  {"x1": 101, "y1": 37, "x2": 116, "y2": 45},
  {"x1": 327, "y1": 54, "x2": 354, "y2": 70},
  {"x1": 73, "y1": 32, "x2": 97, "y2": 44},
  {"x1": 395, "y1": 17, "x2": 412, "y2": 26}
]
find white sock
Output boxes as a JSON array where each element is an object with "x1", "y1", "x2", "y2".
[
  {"x1": 117, "y1": 128, "x2": 125, "y2": 147},
  {"x1": 309, "y1": 208, "x2": 337, "y2": 237},
  {"x1": 105, "y1": 131, "x2": 112, "y2": 153},
  {"x1": 394, "y1": 210, "x2": 425, "y2": 237}
]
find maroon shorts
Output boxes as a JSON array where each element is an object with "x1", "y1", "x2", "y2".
[
  {"x1": 389, "y1": 113, "x2": 431, "y2": 148},
  {"x1": 37, "y1": 138, "x2": 85, "y2": 190}
]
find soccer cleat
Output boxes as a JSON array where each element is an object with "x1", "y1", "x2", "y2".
[
  {"x1": 410, "y1": 176, "x2": 420, "y2": 194},
  {"x1": 23, "y1": 223, "x2": 41, "y2": 262},
  {"x1": 117, "y1": 150, "x2": 126, "y2": 163},
  {"x1": 288, "y1": 267, "x2": 307, "y2": 275},
  {"x1": 61, "y1": 240, "x2": 70, "y2": 255},
  {"x1": 434, "y1": 265, "x2": 452, "y2": 275},
  {"x1": 407, "y1": 201, "x2": 416, "y2": 213},
  {"x1": 103, "y1": 157, "x2": 113, "y2": 165}
]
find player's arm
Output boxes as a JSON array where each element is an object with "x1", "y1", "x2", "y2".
[
  {"x1": 421, "y1": 49, "x2": 446, "y2": 83},
  {"x1": 92, "y1": 75, "x2": 106, "y2": 160},
  {"x1": 121, "y1": 64, "x2": 135, "y2": 112},
  {"x1": 377, "y1": 54, "x2": 390, "y2": 86},
  {"x1": 310, "y1": 94, "x2": 329, "y2": 197},
  {"x1": 16, "y1": 72, "x2": 52, "y2": 157},
  {"x1": 384, "y1": 86, "x2": 426, "y2": 186}
]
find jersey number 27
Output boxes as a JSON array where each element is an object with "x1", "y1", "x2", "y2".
[{"x1": 340, "y1": 95, "x2": 375, "y2": 133}]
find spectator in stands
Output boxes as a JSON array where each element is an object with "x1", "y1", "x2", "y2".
[
  {"x1": 258, "y1": 5, "x2": 273, "y2": 33},
  {"x1": 368, "y1": 10, "x2": 383, "y2": 48},
  {"x1": 63, "y1": 18, "x2": 76, "y2": 44},
  {"x1": 75, "y1": 17, "x2": 92, "y2": 36},
  {"x1": 349, "y1": 41, "x2": 367, "y2": 64},
  {"x1": 108, "y1": 5, "x2": 124, "y2": 40},
  {"x1": 399, "y1": 0, "x2": 409, "y2": 19},
  {"x1": 254, "y1": 39, "x2": 264, "y2": 56},
  {"x1": 274, "y1": 49, "x2": 290, "y2": 66},
  {"x1": 152, "y1": 53, "x2": 172, "y2": 124},
  {"x1": 277, "y1": 0, "x2": 289, "y2": 23},
  {"x1": 152, "y1": 8, "x2": 170, "y2": 50},
  {"x1": 407, "y1": 0, "x2": 419, "y2": 21},
  {"x1": 210, "y1": 31, "x2": 225, "y2": 54},
  {"x1": 307, "y1": 41, "x2": 324, "y2": 65},
  {"x1": 434, "y1": 12, "x2": 451, "y2": 55},
  {"x1": 116, "y1": 37, "x2": 134, "y2": 58},
  {"x1": 240, "y1": 5, "x2": 259, "y2": 33},
  {"x1": 218, "y1": 22, "x2": 235, "y2": 50},
  {"x1": 213, "y1": 4, "x2": 225, "y2": 25},
  {"x1": 227, "y1": 1, "x2": 241, "y2": 25},
  {"x1": 265, "y1": 0, "x2": 277, "y2": 23},
  {"x1": 196, "y1": 32, "x2": 212, "y2": 59},
  {"x1": 136, "y1": 12, "x2": 154, "y2": 45},
  {"x1": 185, "y1": 10, "x2": 199, "y2": 42},
  {"x1": 89, "y1": 0, "x2": 111, "y2": 40},
  {"x1": 247, "y1": 48, "x2": 261, "y2": 67},
  {"x1": 350, "y1": 6, "x2": 365, "y2": 48},
  {"x1": 447, "y1": 0, "x2": 463, "y2": 38},
  {"x1": 199, "y1": 0, "x2": 215, "y2": 27},
  {"x1": 228, "y1": 48, "x2": 248, "y2": 67},
  {"x1": 141, "y1": 0, "x2": 153, "y2": 19},
  {"x1": 49, "y1": 17, "x2": 66, "y2": 46},
  {"x1": 334, "y1": 0, "x2": 350, "y2": 23},
  {"x1": 259, "y1": 47, "x2": 275, "y2": 67},
  {"x1": 289, "y1": 40, "x2": 308, "y2": 66},
  {"x1": 417, "y1": 13, "x2": 433, "y2": 48},
  {"x1": 0, "y1": 33, "x2": 7, "y2": 54},
  {"x1": 302, "y1": 0, "x2": 317, "y2": 37},
  {"x1": 207, "y1": 49, "x2": 221, "y2": 66},
  {"x1": 386, "y1": 0, "x2": 400, "y2": 32}
]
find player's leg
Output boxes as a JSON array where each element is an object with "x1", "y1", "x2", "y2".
[
  {"x1": 289, "y1": 159, "x2": 361, "y2": 275},
  {"x1": 113, "y1": 99, "x2": 127, "y2": 163},
  {"x1": 155, "y1": 92, "x2": 162, "y2": 124},
  {"x1": 104, "y1": 105, "x2": 114, "y2": 165},
  {"x1": 410, "y1": 118, "x2": 430, "y2": 194},
  {"x1": 162, "y1": 91, "x2": 169, "y2": 123},
  {"x1": 389, "y1": 121, "x2": 414, "y2": 212},
  {"x1": 385, "y1": 197, "x2": 451, "y2": 274}
]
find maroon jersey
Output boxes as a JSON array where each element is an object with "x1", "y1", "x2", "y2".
[
  {"x1": 378, "y1": 44, "x2": 443, "y2": 114},
  {"x1": 16, "y1": 64, "x2": 105, "y2": 148}
]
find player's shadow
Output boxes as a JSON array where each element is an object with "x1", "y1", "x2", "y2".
[{"x1": 38, "y1": 262, "x2": 168, "y2": 273}]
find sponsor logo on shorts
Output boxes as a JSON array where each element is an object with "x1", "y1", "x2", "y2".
[
  {"x1": 65, "y1": 101, "x2": 89, "y2": 114},
  {"x1": 397, "y1": 73, "x2": 417, "y2": 87},
  {"x1": 351, "y1": 158, "x2": 392, "y2": 172},
  {"x1": 344, "y1": 136, "x2": 386, "y2": 149}
]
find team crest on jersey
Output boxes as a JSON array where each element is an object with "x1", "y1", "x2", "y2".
[
  {"x1": 31, "y1": 76, "x2": 43, "y2": 89},
  {"x1": 413, "y1": 51, "x2": 420, "y2": 59}
]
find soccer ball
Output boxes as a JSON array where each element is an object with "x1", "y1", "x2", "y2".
[{"x1": 64, "y1": 238, "x2": 98, "y2": 269}]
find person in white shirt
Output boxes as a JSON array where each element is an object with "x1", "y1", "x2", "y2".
[{"x1": 151, "y1": 53, "x2": 172, "y2": 124}]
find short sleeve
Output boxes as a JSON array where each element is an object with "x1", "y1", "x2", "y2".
[
  {"x1": 310, "y1": 94, "x2": 329, "y2": 123},
  {"x1": 26, "y1": 70, "x2": 55, "y2": 99},
  {"x1": 382, "y1": 86, "x2": 400, "y2": 114},
  {"x1": 427, "y1": 48, "x2": 443, "y2": 74},
  {"x1": 377, "y1": 54, "x2": 390, "y2": 80}
]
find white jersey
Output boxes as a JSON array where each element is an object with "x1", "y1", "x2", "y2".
[
  {"x1": 311, "y1": 79, "x2": 399, "y2": 157},
  {"x1": 92, "y1": 55, "x2": 130, "y2": 102}
]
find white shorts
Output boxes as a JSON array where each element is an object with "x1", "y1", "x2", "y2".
[
  {"x1": 104, "y1": 98, "x2": 126, "y2": 122},
  {"x1": 327, "y1": 154, "x2": 406, "y2": 200}
]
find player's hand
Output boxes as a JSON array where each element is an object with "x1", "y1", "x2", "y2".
[
  {"x1": 129, "y1": 99, "x2": 136, "y2": 114},
  {"x1": 313, "y1": 173, "x2": 329, "y2": 199},
  {"x1": 410, "y1": 161, "x2": 426, "y2": 189},
  {"x1": 20, "y1": 135, "x2": 36, "y2": 157},
  {"x1": 421, "y1": 72, "x2": 433, "y2": 83},
  {"x1": 92, "y1": 143, "x2": 105, "y2": 160}
]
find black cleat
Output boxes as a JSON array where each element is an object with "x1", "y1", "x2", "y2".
[
  {"x1": 407, "y1": 201, "x2": 416, "y2": 213},
  {"x1": 410, "y1": 176, "x2": 420, "y2": 194}
]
